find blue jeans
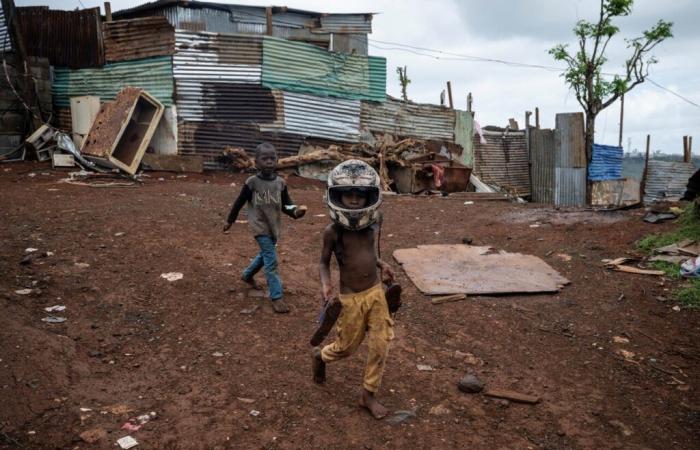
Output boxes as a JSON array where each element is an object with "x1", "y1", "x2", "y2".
[{"x1": 242, "y1": 235, "x2": 283, "y2": 301}]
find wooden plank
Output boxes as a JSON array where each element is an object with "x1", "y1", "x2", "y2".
[
  {"x1": 612, "y1": 265, "x2": 664, "y2": 276},
  {"x1": 141, "y1": 154, "x2": 204, "y2": 173},
  {"x1": 484, "y1": 389, "x2": 540, "y2": 404},
  {"x1": 431, "y1": 293, "x2": 467, "y2": 305}
]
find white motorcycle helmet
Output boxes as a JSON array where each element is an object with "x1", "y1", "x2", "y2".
[{"x1": 326, "y1": 160, "x2": 382, "y2": 230}]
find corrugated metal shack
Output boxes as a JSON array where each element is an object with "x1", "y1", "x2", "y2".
[
  {"x1": 473, "y1": 127, "x2": 530, "y2": 197},
  {"x1": 529, "y1": 113, "x2": 587, "y2": 206},
  {"x1": 643, "y1": 160, "x2": 696, "y2": 204}
]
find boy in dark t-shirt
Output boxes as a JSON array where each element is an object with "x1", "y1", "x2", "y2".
[{"x1": 223, "y1": 142, "x2": 306, "y2": 313}]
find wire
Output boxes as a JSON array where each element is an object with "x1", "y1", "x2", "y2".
[{"x1": 646, "y1": 78, "x2": 700, "y2": 108}]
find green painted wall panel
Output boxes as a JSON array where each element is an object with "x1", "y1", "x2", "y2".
[
  {"x1": 455, "y1": 111, "x2": 474, "y2": 167},
  {"x1": 261, "y1": 37, "x2": 385, "y2": 102},
  {"x1": 53, "y1": 56, "x2": 174, "y2": 107}
]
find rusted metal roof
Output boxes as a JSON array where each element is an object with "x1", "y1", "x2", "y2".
[
  {"x1": 178, "y1": 121, "x2": 304, "y2": 169},
  {"x1": 174, "y1": 31, "x2": 262, "y2": 82},
  {"x1": 643, "y1": 160, "x2": 696, "y2": 204},
  {"x1": 319, "y1": 14, "x2": 372, "y2": 34},
  {"x1": 360, "y1": 96, "x2": 455, "y2": 140},
  {"x1": 473, "y1": 130, "x2": 530, "y2": 196},
  {"x1": 270, "y1": 91, "x2": 360, "y2": 142},
  {"x1": 529, "y1": 128, "x2": 555, "y2": 204},
  {"x1": 16, "y1": 6, "x2": 104, "y2": 69},
  {"x1": 103, "y1": 17, "x2": 175, "y2": 62},
  {"x1": 176, "y1": 82, "x2": 276, "y2": 123}
]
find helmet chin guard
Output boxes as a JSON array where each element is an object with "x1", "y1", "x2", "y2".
[{"x1": 326, "y1": 160, "x2": 382, "y2": 230}]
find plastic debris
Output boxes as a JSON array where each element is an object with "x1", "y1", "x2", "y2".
[
  {"x1": 681, "y1": 256, "x2": 700, "y2": 277},
  {"x1": 416, "y1": 364, "x2": 434, "y2": 371},
  {"x1": 25, "y1": 247, "x2": 38, "y2": 253},
  {"x1": 42, "y1": 316, "x2": 67, "y2": 323},
  {"x1": 116, "y1": 435, "x2": 139, "y2": 449},
  {"x1": 44, "y1": 305, "x2": 66, "y2": 312},
  {"x1": 15, "y1": 289, "x2": 33, "y2": 295},
  {"x1": 160, "y1": 272, "x2": 183, "y2": 282},
  {"x1": 212, "y1": 352, "x2": 224, "y2": 357},
  {"x1": 249, "y1": 410, "x2": 261, "y2": 417},
  {"x1": 385, "y1": 407, "x2": 417, "y2": 424}
]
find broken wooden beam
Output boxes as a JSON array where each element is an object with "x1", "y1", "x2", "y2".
[
  {"x1": 431, "y1": 293, "x2": 467, "y2": 305},
  {"x1": 484, "y1": 389, "x2": 540, "y2": 404}
]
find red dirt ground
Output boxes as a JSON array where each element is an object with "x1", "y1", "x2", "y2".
[{"x1": 1, "y1": 162, "x2": 698, "y2": 450}]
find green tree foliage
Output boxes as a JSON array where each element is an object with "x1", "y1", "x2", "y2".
[
  {"x1": 396, "y1": 66, "x2": 410, "y2": 101},
  {"x1": 549, "y1": 0, "x2": 672, "y2": 158}
]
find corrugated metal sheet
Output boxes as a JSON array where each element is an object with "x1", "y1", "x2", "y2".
[
  {"x1": 176, "y1": 82, "x2": 276, "y2": 122},
  {"x1": 454, "y1": 111, "x2": 474, "y2": 166},
  {"x1": 530, "y1": 128, "x2": 555, "y2": 204},
  {"x1": 273, "y1": 91, "x2": 360, "y2": 142},
  {"x1": 53, "y1": 56, "x2": 174, "y2": 107},
  {"x1": 643, "y1": 160, "x2": 696, "y2": 204},
  {"x1": 319, "y1": 14, "x2": 372, "y2": 34},
  {"x1": 103, "y1": 17, "x2": 175, "y2": 62},
  {"x1": 473, "y1": 130, "x2": 530, "y2": 196},
  {"x1": 555, "y1": 168, "x2": 586, "y2": 207},
  {"x1": 137, "y1": 5, "x2": 236, "y2": 33},
  {"x1": 0, "y1": 3, "x2": 12, "y2": 52},
  {"x1": 588, "y1": 143, "x2": 623, "y2": 181},
  {"x1": 555, "y1": 112, "x2": 586, "y2": 168},
  {"x1": 360, "y1": 97, "x2": 454, "y2": 140},
  {"x1": 174, "y1": 31, "x2": 262, "y2": 82},
  {"x1": 16, "y1": 7, "x2": 104, "y2": 68},
  {"x1": 178, "y1": 121, "x2": 303, "y2": 169},
  {"x1": 262, "y1": 36, "x2": 386, "y2": 102},
  {"x1": 332, "y1": 33, "x2": 367, "y2": 55}
]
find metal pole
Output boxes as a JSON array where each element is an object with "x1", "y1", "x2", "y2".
[
  {"x1": 535, "y1": 107, "x2": 540, "y2": 129},
  {"x1": 618, "y1": 93, "x2": 624, "y2": 147},
  {"x1": 446, "y1": 81, "x2": 453, "y2": 109}
]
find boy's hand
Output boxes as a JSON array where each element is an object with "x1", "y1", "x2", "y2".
[
  {"x1": 321, "y1": 283, "x2": 334, "y2": 303},
  {"x1": 222, "y1": 222, "x2": 232, "y2": 233},
  {"x1": 380, "y1": 262, "x2": 395, "y2": 283}
]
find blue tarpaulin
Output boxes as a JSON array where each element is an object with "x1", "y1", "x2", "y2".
[{"x1": 588, "y1": 144, "x2": 623, "y2": 181}]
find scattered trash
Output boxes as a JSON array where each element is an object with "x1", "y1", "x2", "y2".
[
  {"x1": 41, "y1": 316, "x2": 67, "y2": 324},
  {"x1": 680, "y1": 256, "x2": 700, "y2": 277},
  {"x1": 161, "y1": 272, "x2": 183, "y2": 282},
  {"x1": 25, "y1": 248, "x2": 38, "y2": 253},
  {"x1": 556, "y1": 253, "x2": 572, "y2": 262},
  {"x1": 15, "y1": 289, "x2": 33, "y2": 295},
  {"x1": 74, "y1": 262, "x2": 90, "y2": 268},
  {"x1": 617, "y1": 349, "x2": 636, "y2": 361},
  {"x1": 643, "y1": 212, "x2": 677, "y2": 224},
  {"x1": 429, "y1": 404, "x2": 451, "y2": 416},
  {"x1": 240, "y1": 305, "x2": 260, "y2": 315},
  {"x1": 484, "y1": 389, "x2": 540, "y2": 404},
  {"x1": 457, "y1": 374, "x2": 484, "y2": 393},
  {"x1": 79, "y1": 428, "x2": 106, "y2": 444},
  {"x1": 121, "y1": 422, "x2": 141, "y2": 432},
  {"x1": 672, "y1": 305, "x2": 681, "y2": 312},
  {"x1": 612, "y1": 336, "x2": 630, "y2": 344},
  {"x1": 385, "y1": 407, "x2": 417, "y2": 425},
  {"x1": 416, "y1": 364, "x2": 434, "y2": 372},
  {"x1": 249, "y1": 410, "x2": 261, "y2": 417},
  {"x1": 463, "y1": 201, "x2": 474, "y2": 205},
  {"x1": 44, "y1": 305, "x2": 66, "y2": 312},
  {"x1": 115, "y1": 232, "x2": 125, "y2": 237},
  {"x1": 212, "y1": 352, "x2": 224, "y2": 357},
  {"x1": 603, "y1": 258, "x2": 664, "y2": 276},
  {"x1": 116, "y1": 435, "x2": 139, "y2": 449},
  {"x1": 237, "y1": 397, "x2": 255, "y2": 403},
  {"x1": 314, "y1": 214, "x2": 326, "y2": 217}
]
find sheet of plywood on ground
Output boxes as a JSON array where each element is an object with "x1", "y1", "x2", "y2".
[{"x1": 393, "y1": 245, "x2": 569, "y2": 295}]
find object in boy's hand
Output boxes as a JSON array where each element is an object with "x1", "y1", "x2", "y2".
[
  {"x1": 384, "y1": 282, "x2": 402, "y2": 313},
  {"x1": 310, "y1": 297, "x2": 342, "y2": 346}
]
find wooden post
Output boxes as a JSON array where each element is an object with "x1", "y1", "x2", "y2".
[
  {"x1": 535, "y1": 107, "x2": 540, "y2": 129},
  {"x1": 104, "y1": 2, "x2": 112, "y2": 21},
  {"x1": 640, "y1": 134, "x2": 651, "y2": 200},
  {"x1": 618, "y1": 93, "x2": 624, "y2": 148},
  {"x1": 525, "y1": 111, "x2": 532, "y2": 129},
  {"x1": 683, "y1": 136, "x2": 690, "y2": 163},
  {"x1": 690, "y1": 136, "x2": 693, "y2": 159},
  {"x1": 467, "y1": 92, "x2": 472, "y2": 113},
  {"x1": 446, "y1": 81, "x2": 453, "y2": 109},
  {"x1": 265, "y1": 7, "x2": 273, "y2": 36}
]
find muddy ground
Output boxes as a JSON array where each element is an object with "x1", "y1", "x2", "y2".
[{"x1": 0, "y1": 162, "x2": 698, "y2": 450}]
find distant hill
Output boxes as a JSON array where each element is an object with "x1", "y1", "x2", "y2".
[{"x1": 623, "y1": 154, "x2": 700, "y2": 180}]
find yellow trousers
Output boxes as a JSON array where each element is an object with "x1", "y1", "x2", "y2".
[{"x1": 321, "y1": 283, "x2": 395, "y2": 393}]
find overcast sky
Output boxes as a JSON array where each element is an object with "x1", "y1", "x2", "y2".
[{"x1": 19, "y1": 0, "x2": 700, "y2": 154}]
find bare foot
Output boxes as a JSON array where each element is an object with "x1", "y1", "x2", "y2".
[
  {"x1": 311, "y1": 347, "x2": 326, "y2": 384},
  {"x1": 359, "y1": 389, "x2": 388, "y2": 419}
]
